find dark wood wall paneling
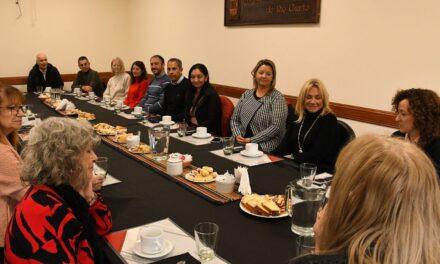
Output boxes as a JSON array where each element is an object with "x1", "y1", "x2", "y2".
[{"x1": 0, "y1": 73, "x2": 397, "y2": 128}]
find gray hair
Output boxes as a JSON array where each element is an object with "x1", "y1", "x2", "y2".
[{"x1": 21, "y1": 117, "x2": 100, "y2": 189}]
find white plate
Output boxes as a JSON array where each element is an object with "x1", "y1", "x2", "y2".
[
  {"x1": 184, "y1": 173, "x2": 216, "y2": 183},
  {"x1": 159, "y1": 120, "x2": 175, "y2": 125},
  {"x1": 239, "y1": 203, "x2": 288, "y2": 219},
  {"x1": 131, "y1": 112, "x2": 143, "y2": 116},
  {"x1": 191, "y1": 133, "x2": 212, "y2": 139},
  {"x1": 240, "y1": 150, "x2": 264, "y2": 158},
  {"x1": 133, "y1": 239, "x2": 173, "y2": 259}
]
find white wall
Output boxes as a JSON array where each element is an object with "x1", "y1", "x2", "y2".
[
  {"x1": 2, "y1": 0, "x2": 439, "y2": 134},
  {"x1": 127, "y1": 0, "x2": 440, "y2": 112},
  {"x1": 0, "y1": 0, "x2": 130, "y2": 76}
]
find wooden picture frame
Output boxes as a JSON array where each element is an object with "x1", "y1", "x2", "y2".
[{"x1": 225, "y1": 0, "x2": 321, "y2": 26}]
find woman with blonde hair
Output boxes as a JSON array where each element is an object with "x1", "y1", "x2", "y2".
[
  {"x1": 103, "y1": 57, "x2": 131, "y2": 101},
  {"x1": 5, "y1": 117, "x2": 112, "y2": 263},
  {"x1": 0, "y1": 85, "x2": 28, "y2": 261},
  {"x1": 292, "y1": 135, "x2": 440, "y2": 264},
  {"x1": 230, "y1": 59, "x2": 287, "y2": 152},
  {"x1": 273, "y1": 78, "x2": 340, "y2": 172}
]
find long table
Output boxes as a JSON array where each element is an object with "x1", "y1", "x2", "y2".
[{"x1": 28, "y1": 94, "x2": 302, "y2": 264}]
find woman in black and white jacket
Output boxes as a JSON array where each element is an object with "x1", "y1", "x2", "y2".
[{"x1": 230, "y1": 59, "x2": 287, "y2": 152}]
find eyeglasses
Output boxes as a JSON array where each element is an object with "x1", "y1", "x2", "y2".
[{"x1": 0, "y1": 105, "x2": 26, "y2": 115}]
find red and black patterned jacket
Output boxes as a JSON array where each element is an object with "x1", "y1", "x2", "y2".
[{"x1": 4, "y1": 185, "x2": 112, "y2": 263}]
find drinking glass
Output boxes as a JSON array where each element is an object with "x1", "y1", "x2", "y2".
[
  {"x1": 94, "y1": 157, "x2": 108, "y2": 180},
  {"x1": 194, "y1": 222, "x2": 219, "y2": 262},
  {"x1": 36, "y1": 86, "x2": 43, "y2": 94},
  {"x1": 296, "y1": 236, "x2": 315, "y2": 256},
  {"x1": 23, "y1": 104, "x2": 33, "y2": 117},
  {"x1": 222, "y1": 136, "x2": 234, "y2": 155},
  {"x1": 103, "y1": 95, "x2": 111, "y2": 108},
  {"x1": 149, "y1": 125, "x2": 170, "y2": 160},
  {"x1": 34, "y1": 113, "x2": 45, "y2": 125},
  {"x1": 300, "y1": 163, "x2": 317, "y2": 187},
  {"x1": 177, "y1": 121, "x2": 188, "y2": 137}
]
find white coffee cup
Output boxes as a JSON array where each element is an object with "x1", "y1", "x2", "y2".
[
  {"x1": 73, "y1": 87, "x2": 81, "y2": 95},
  {"x1": 196, "y1": 127, "x2": 207, "y2": 136},
  {"x1": 134, "y1": 106, "x2": 142, "y2": 115},
  {"x1": 245, "y1": 143, "x2": 258, "y2": 155},
  {"x1": 44, "y1": 87, "x2": 52, "y2": 93},
  {"x1": 162, "y1": 115, "x2": 172, "y2": 123},
  {"x1": 126, "y1": 135, "x2": 140, "y2": 148},
  {"x1": 139, "y1": 226, "x2": 164, "y2": 254}
]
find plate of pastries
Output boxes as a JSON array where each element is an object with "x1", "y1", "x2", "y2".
[
  {"x1": 76, "y1": 111, "x2": 96, "y2": 121},
  {"x1": 240, "y1": 194, "x2": 287, "y2": 218},
  {"x1": 128, "y1": 144, "x2": 151, "y2": 154},
  {"x1": 185, "y1": 166, "x2": 217, "y2": 183},
  {"x1": 93, "y1": 123, "x2": 127, "y2": 135},
  {"x1": 111, "y1": 133, "x2": 133, "y2": 143}
]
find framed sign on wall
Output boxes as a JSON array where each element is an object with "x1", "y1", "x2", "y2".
[{"x1": 225, "y1": 0, "x2": 321, "y2": 26}]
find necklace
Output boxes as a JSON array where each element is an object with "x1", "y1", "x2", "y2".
[{"x1": 297, "y1": 115, "x2": 320, "y2": 153}]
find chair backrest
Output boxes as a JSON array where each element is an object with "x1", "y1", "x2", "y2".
[
  {"x1": 336, "y1": 119, "x2": 356, "y2": 149},
  {"x1": 286, "y1": 103, "x2": 295, "y2": 128},
  {"x1": 219, "y1": 95, "x2": 235, "y2": 137}
]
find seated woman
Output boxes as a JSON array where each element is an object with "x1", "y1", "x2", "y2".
[
  {"x1": 272, "y1": 79, "x2": 339, "y2": 173},
  {"x1": 103, "y1": 57, "x2": 131, "y2": 101},
  {"x1": 230, "y1": 59, "x2": 287, "y2": 152},
  {"x1": 124, "y1": 61, "x2": 149, "y2": 108},
  {"x1": 0, "y1": 85, "x2": 28, "y2": 261},
  {"x1": 5, "y1": 118, "x2": 112, "y2": 263},
  {"x1": 391, "y1": 88, "x2": 440, "y2": 177},
  {"x1": 185, "y1": 63, "x2": 221, "y2": 135},
  {"x1": 292, "y1": 135, "x2": 440, "y2": 264}
]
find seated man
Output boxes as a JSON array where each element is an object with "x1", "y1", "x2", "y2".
[
  {"x1": 27, "y1": 53, "x2": 63, "y2": 93},
  {"x1": 162, "y1": 58, "x2": 190, "y2": 122},
  {"x1": 71, "y1": 56, "x2": 104, "y2": 97},
  {"x1": 138, "y1": 55, "x2": 170, "y2": 114}
]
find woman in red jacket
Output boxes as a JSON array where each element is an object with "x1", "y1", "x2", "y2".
[
  {"x1": 125, "y1": 60, "x2": 149, "y2": 108},
  {"x1": 5, "y1": 117, "x2": 112, "y2": 264}
]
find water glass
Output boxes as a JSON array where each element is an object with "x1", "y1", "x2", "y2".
[
  {"x1": 149, "y1": 125, "x2": 170, "y2": 160},
  {"x1": 103, "y1": 95, "x2": 111, "y2": 108},
  {"x1": 36, "y1": 86, "x2": 43, "y2": 94},
  {"x1": 34, "y1": 113, "x2": 45, "y2": 125},
  {"x1": 300, "y1": 163, "x2": 317, "y2": 187},
  {"x1": 94, "y1": 157, "x2": 108, "y2": 179},
  {"x1": 194, "y1": 222, "x2": 219, "y2": 262},
  {"x1": 296, "y1": 236, "x2": 315, "y2": 256},
  {"x1": 222, "y1": 136, "x2": 234, "y2": 155},
  {"x1": 177, "y1": 121, "x2": 188, "y2": 137}
]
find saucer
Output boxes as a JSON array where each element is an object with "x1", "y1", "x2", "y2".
[
  {"x1": 131, "y1": 111, "x2": 143, "y2": 116},
  {"x1": 192, "y1": 133, "x2": 212, "y2": 139},
  {"x1": 133, "y1": 239, "x2": 173, "y2": 259},
  {"x1": 240, "y1": 150, "x2": 264, "y2": 158},
  {"x1": 159, "y1": 120, "x2": 175, "y2": 126}
]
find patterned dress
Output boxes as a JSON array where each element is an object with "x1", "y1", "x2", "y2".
[{"x1": 4, "y1": 185, "x2": 112, "y2": 263}]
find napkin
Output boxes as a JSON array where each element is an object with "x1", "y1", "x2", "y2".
[
  {"x1": 314, "y1": 172, "x2": 333, "y2": 180},
  {"x1": 55, "y1": 99, "x2": 68, "y2": 110},
  {"x1": 65, "y1": 102, "x2": 76, "y2": 111},
  {"x1": 236, "y1": 166, "x2": 252, "y2": 195}
]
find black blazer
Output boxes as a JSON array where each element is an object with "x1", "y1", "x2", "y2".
[{"x1": 185, "y1": 83, "x2": 222, "y2": 136}]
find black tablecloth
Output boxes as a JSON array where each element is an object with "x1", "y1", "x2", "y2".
[{"x1": 27, "y1": 94, "x2": 302, "y2": 264}]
